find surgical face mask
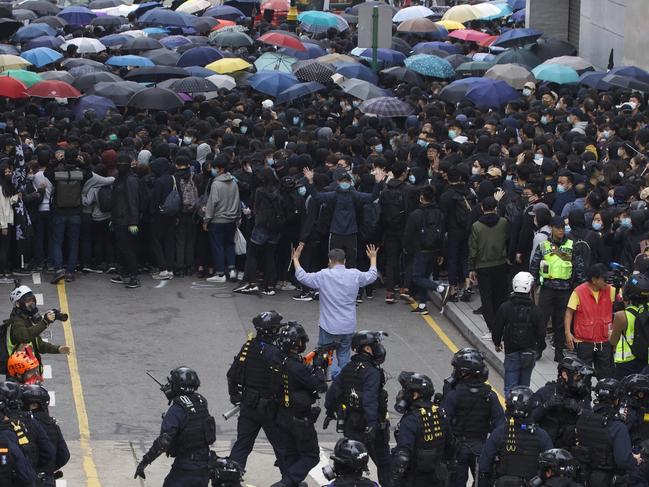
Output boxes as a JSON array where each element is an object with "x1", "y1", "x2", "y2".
[
  {"x1": 268, "y1": 136, "x2": 274, "y2": 146},
  {"x1": 541, "y1": 115, "x2": 548, "y2": 125},
  {"x1": 592, "y1": 221, "x2": 603, "y2": 231},
  {"x1": 339, "y1": 181, "x2": 351, "y2": 191},
  {"x1": 183, "y1": 136, "x2": 193, "y2": 145},
  {"x1": 607, "y1": 196, "x2": 615, "y2": 206},
  {"x1": 297, "y1": 186, "x2": 306, "y2": 196},
  {"x1": 417, "y1": 139, "x2": 428, "y2": 148},
  {"x1": 240, "y1": 126, "x2": 248, "y2": 134},
  {"x1": 408, "y1": 174, "x2": 416, "y2": 184},
  {"x1": 448, "y1": 129, "x2": 457, "y2": 139},
  {"x1": 629, "y1": 101, "x2": 638, "y2": 109},
  {"x1": 621, "y1": 217, "x2": 632, "y2": 229},
  {"x1": 352, "y1": 100, "x2": 359, "y2": 108},
  {"x1": 506, "y1": 175, "x2": 513, "y2": 181},
  {"x1": 266, "y1": 158, "x2": 274, "y2": 166},
  {"x1": 210, "y1": 168, "x2": 218, "y2": 177},
  {"x1": 471, "y1": 167, "x2": 481, "y2": 175},
  {"x1": 292, "y1": 116, "x2": 300, "y2": 126},
  {"x1": 557, "y1": 184, "x2": 567, "y2": 193},
  {"x1": 602, "y1": 130, "x2": 610, "y2": 139},
  {"x1": 534, "y1": 154, "x2": 543, "y2": 163},
  {"x1": 374, "y1": 144, "x2": 383, "y2": 153},
  {"x1": 565, "y1": 225, "x2": 572, "y2": 234},
  {"x1": 522, "y1": 88, "x2": 532, "y2": 96},
  {"x1": 566, "y1": 116, "x2": 573, "y2": 124}
]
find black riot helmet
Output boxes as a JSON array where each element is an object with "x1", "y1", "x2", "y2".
[
  {"x1": 351, "y1": 330, "x2": 388, "y2": 365},
  {"x1": 452, "y1": 348, "x2": 488, "y2": 382},
  {"x1": 276, "y1": 322, "x2": 309, "y2": 354},
  {"x1": 20, "y1": 384, "x2": 50, "y2": 410},
  {"x1": 538, "y1": 449, "x2": 578, "y2": 479},
  {"x1": 394, "y1": 371, "x2": 434, "y2": 413},
  {"x1": 506, "y1": 386, "x2": 537, "y2": 420},
  {"x1": 621, "y1": 374, "x2": 649, "y2": 405},
  {"x1": 161, "y1": 366, "x2": 200, "y2": 401},
  {"x1": 558, "y1": 354, "x2": 594, "y2": 397},
  {"x1": 623, "y1": 273, "x2": 649, "y2": 304},
  {"x1": 0, "y1": 381, "x2": 22, "y2": 414},
  {"x1": 594, "y1": 378, "x2": 620, "y2": 405},
  {"x1": 323, "y1": 437, "x2": 369, "y2": 479},
  {"x1": 252, "y1": 310, "x2": 283, "y2": 339}
]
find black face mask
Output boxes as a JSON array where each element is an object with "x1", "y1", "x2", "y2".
[
  {"x1": 117, "y1": 164, "x2": 130, "y2": 175},
  {"x1": 20, "y1": 299, "x2": 38, "y2": 317}
]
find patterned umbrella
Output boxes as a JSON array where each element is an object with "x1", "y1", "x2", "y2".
[
  {"x1": 254, "y1": 52, "x2": 297, "y2": 73},
  {"x1": 405, "y1": 54, "x2": 454, "y2": 78},
  {"x1": 276, "y1": 81, "x2": 325, "y2": 104},
  {"x1": 340, "y1": 78, "x2": 390, "y2": 100},
  {"x1": 292, "y1": 60, "x2": 335, "y2": 83},
  {"x1": 127, "y1": 87, "x2": 184, "y2": 110},
  {"x1": 484, "y1": 63, "x2": 535, "y2": 89},
  {"x1": 360, "y1": 96, "x2": 413, "y2": 117},
  {"x1": 165, "y1": 76, "x2": 218, "y2": 93}
]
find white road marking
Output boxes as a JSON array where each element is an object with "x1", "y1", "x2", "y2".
[
  {"x1": 308, "y1": 446, "x2": 330, "y2": 485},
  {"x1": 35, "y1": 293, "x2": 43, "y2": 306},
  {"x1": 56, "y1": 480, "x2": 66, "y2": 487},
  {"x1": 154, "y1": 281, "x2": 168, "y2": 289},
  {"x1": 43, "y1": 364, "x2": 52, "y2": 380},
  {"x1": 49, "y1": 391, "x2": 56, "y2": 407},
  {"x1": 32, "y1": 273, "x2": 41, "y2": 285}
]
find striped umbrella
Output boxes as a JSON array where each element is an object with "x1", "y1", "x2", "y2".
[
  {"x1": 292, "y1": 60, "x2": 335, "y2": 83},
  {"x1": 360, "y1": 96, "x2": 413, "y2": 117}
]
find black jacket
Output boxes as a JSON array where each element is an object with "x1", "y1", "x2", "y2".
[
  {"x1": 493, "y1": 294, "x2": 546, "y2": 354},
  {"x1": 149, "y1": 158, "x2": 173, "y2": 217},
  {"x1": 402, "y1": 202, "x2": 445, "y2": 254},
  {"x1": 111, "y1": 172, "x2": 139, "y2": 227},
  {"x1": 439, "y1": 183, "x2": 474, "y2": 240}
]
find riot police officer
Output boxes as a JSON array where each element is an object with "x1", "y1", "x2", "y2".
[
  {"x1": 532, "y1": 354, "x2": 594, "y2": 448},
  {"x1": 530, "y1": 449, "x2": 582, "y2": 487},
  {"x1": 388, "y1": 372, "x2": 455, "y2": 487},
  {"x1": 227, "y1": 311, "x2": 285, "y2": 473},
  {"x1": 0, "y1": 392, "x2": 38, "y2": 486},
  {"x1": 573, "y1": 378, "x2": 635, "y2": 487},
  {"x1": 478, "y1": 386, "x2": 553, "y2": 487},
  {"x1": 21, "y1": 384, "x2": 69, "y2": 486},
  {"x1": 619, "y1": 374, "x2": 649, "y2": 447},
  {"x1": 442, "y1": 348, "x2": 505, "y2": 487},
  {"x1": 324, "y1": 330, "x2": 390, "y2": 485},
  {"x1": 271, "y1": 322, "x2": 328, "y2": 487},
  {"x1": 322, "y1": 438, "x2": 378, "y2": 487},
  {"x1": 135, "y1": 367, "x2": 216, "y2": 487}
]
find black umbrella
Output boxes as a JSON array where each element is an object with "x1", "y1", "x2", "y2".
[
  {"x1": 127, "y1": 87, "x2": 184, "y2": 110},
  {"x1": 88, "y1": 80, "x2": 145, "y2": 106},
  {"x1": 210, "y1": 31, "x2": 253, "y2": 49},
  {"x1": 125, "y1": 66, "x2": 189, "y2": 83},
  {"x1": 380, "y1": 66, "x2": 424, "y2": 86},
  {"x1": 12, "y1": 9, "x2": 37, "y2": 21},
  {"x1": 122, "y1": 36, "x2": 163, "y2": 52},
  {"x1": 33, "y1": 15, "x2": 68, "y2": 29},
  {"x1": 391, "y1": 37, "x2": 411, "y2": 56},
  {"x1": 186, "y1": 35, "x2": 209, "y2": 45},
  {"x1": 444, "y1": 54, "x2": 472, "y2": 69},
  {"x1": 166, "y1": 76, "x2": 218, "y2": 93},
  {"x1": 142, "y1": 48, "x2": 181, "y2": 66},
  {"x1": 0, "y1": 18, "x2": 19, "y2": 38},
  {"x1": 292, "y1": 60, "x2": 334, "y2": 83},
  {"x1": 602, "y1": 74, "x2": 649, "y2": 93},
  {"x1": 530, "y1": 37, "x2": 577, "y2": 62},
  {"x1": 17, "y1": 1, "x2": 60, "y2": 15},
  {"x1": 62, "y1": 58, "x2": 106, "y2": 70},
  {"x1": 90, "y1": 15, "x2": 126, "y2": 28},
  {"x1": 89, "y1": 0, "x2": 123, "y2": 8},
  {"x1": 73, "y1": 71, "x2": 122, "y2": 92},
  {"x1": 193, "y1": 18, "x2": 218, "y2": 34}
]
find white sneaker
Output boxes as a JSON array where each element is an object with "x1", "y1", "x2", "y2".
[
  {"x1": 152, "y1": 270, "x2": 172, "y2": 280},
  {"x1": 236, "y1": 271, "x2": 245, "y2": 281},
  {"x1": 206, "y1": 274, "x2": 227, "y2": 283},
  {"x1": 277, "y1": 281, "x2": 296, "y2": 291},
  {"x1": 481, "y1": 332, "x2": 492, "y2": 340},
  {"x1": 228, "y1": 269, "x2": 237, "y2": 280}
]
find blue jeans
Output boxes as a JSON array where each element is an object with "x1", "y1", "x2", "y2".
[
  {"x1": 504, "y1": 351, "x2": 535, "y2": 397},
  {"x1": 318, "y1": 327, "x2": 353, "y2": 379},
  {"x1": 411, "y1": 251, "x2": 441, "y2": 304},
  {"x1": 49, "y1": 214, "x2": 81, "y2": 273},
  {"x1": 207, "y1": 222, "x2": 235, "y2": 274}
]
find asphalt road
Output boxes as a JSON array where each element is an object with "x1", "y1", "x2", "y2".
[{"x1": 26, "y1": 272, "x2": 503, "y2": 487}]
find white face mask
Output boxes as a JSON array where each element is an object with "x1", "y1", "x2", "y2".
[
  {"x1": 183, "y1": 136, "x2": 193, "y2": 145},
  {"x1": 471, "y1": 167, "x2": 481, "y2": 175},
  {"x1": 522, "y1": 88, "x2": 532, "y2": 96}
]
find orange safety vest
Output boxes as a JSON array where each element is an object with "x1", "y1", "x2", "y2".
[{"x1": 573, "y1": 283, "x2": 612, "y2": 343}]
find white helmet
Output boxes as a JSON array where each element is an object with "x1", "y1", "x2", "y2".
[
  {"x1": 10, "y1": 285, "x2": 32, "y2": 305},
  {"x1": 512, "y1": 272, "x2": 534, "y2": 294}
]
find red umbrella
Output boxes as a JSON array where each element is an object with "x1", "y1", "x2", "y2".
[
  {"x1": 260, "y1": 0, "x2": 289, "y2": 12},
  {"x1": 26, "y1": 80, "x2": 81, "y2": 98},
  {"x1": 210, "y1": 19, "x2": 236, "y2": 31},
  {"x1": 449, "y1": 29, "x2": 492, "y2": 43},
  {"x1": 0, "y1": 76, "x2": 27, "y2": 99},
  {"x1": 478, "y1": 35, "x2": 498, "y2": 48},
  {"x1": 258, "y1": 31, "x2": 305, "y2": 52}
]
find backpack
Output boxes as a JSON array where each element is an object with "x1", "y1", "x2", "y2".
[
  {"x1": 420, "y1": 208, "x2": 444, "y2": 251},
  {"x1": 359, "y1": 200, "x2": 381, "y2": 243},
  {"x1": 507, "y1": 300, "x2": 535, "y2": 349},
  {"x1": 179, "y1": 176, "x2": 198, "y2": 213},
  {"x1": 53, "y1": 169, "x2": 83, "y2": 209},
  {"x1": 626, "y1": 307, "x2": 649, "y2": 364},
  {"x1": 0, "y1": 321, "x2": 11, "y2": 374},
  {"x1": 452, "y1": 191, "x2": 473, "y2": 232},
  {"x1": 266, "y1": 192, "x2": 286, "y2": 233},
  {"x1": 159, "y1": 177, "x2": 181, "y2": 216},
  {"x1": 97, "y1": 185, "x2": 113, "y2": 213},
  {"x1": 381, "y1": 186, "x2": 406, "y2": 227}
]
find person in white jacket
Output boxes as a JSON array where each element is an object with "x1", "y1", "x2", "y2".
[{"x1": 0, "y1": 164, "x2": 19, "y2": 283}]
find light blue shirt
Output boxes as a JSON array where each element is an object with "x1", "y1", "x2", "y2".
[{"x1": 295, "y1": 264, "x2": 378, "y2": 335}]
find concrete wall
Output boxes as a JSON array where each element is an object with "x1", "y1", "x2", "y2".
[
  {"x1": 578, "y1": 0, "x2": 626, "y2": 70},
  {"x1": 621, "y1": 0, "x2": 649, "y2": 70}
]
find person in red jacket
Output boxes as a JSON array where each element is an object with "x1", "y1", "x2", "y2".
[{"x1": 564, "y1": 263, "x2": 617, "y2": 378}]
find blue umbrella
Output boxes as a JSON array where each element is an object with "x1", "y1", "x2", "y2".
[
  {"x1": 439, "y1": 77, "x2": 493, "y2": 103},
  {"x1": 532, "y1": 63, "x2": 579, "y2": 84},
  {"x1": 579, "y1": 71, "x2": 612, "y2": 91},
  {"x1": 13, "y1": 24, "x2": 57, "y2": 42},
  {"x1": 358, "y1": 48, "x2": 406, "y2": 66},
  {"x1": 464, "y1": 79, "x2": 521, "y2": 108},
  {"x1": 73, "y1": 95, "x2": 116, "y2": 120},
  {"x1": 58, "y1": 6, "x2": 96, "y2": 26},
  {"x1": 0, "y1": 45, "x2": 19, "y2": 56},
  {"x1": 421, "y1": 41, "x2": 461, "y2": 55},
  {"x1": 203, "y1": 5, "x2": 245, "y2": 21},
  {"x1": 106, "y1": 55, "x2": 155, "y2": 67},
  {"x1": 140, "y1": 8, "x2": 197, "y2": 27},
  {"x1": 492, "y1": 28, "x2": 543, "y2": 48},
  {"x1": 133, "y1": 2, "x2": 162, "y2": 17},
  {"x1": 608, "y1": 66, "x2": 649, "y2": 85},
  {"x1": 507, "y1": 0, "x2": 525, "y2": 10},
  {"x1": 249, "y1": 71, "x2": 298, "y2": 97},
  {"x1": 183, "y1": 66, "x2": 214, "y2": 77},
  {"x1": 405, "y1": 54, "x2": 455, "y2": 79},
  {"x1": 177, "y1": 46, "x2": 223, "y2": 67},
  {"x1": 143, "y1": 27, "x2": 170, "y2": 38},
  {"x1": 511, "y1": 8, "x2": 525, "y2": 22},
  {"x1": 100, "y1": 34, "x2": 132, "y2": 48},
  {"x1": 336, "y1": 62, "x2": 378, "y2": 84},
  {"x1": 279, "y1": 42, "x2": 325, "y2": 61},
  {"x1": 25, "y1": 36, "x2": 64, "y2": 50},
  {"x1": 276, "y1": 81, "x2": 325, "y2": 104},
  {"x1": 161, "y1": 35, "x2": 193, "y2": 49},
  {"x1": 20, "y1": 47, "x2": 62, "y2": 68}
]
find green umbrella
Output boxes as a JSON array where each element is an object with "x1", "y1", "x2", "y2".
[
  {"x1": 254, "y1": 52, "x2": 297, "y2": 74},
  {"x1": 532, "y1": 63, "x2": 579, "y2": 84},
  {"x1": 1, "y1": 69, "x2": 42, "y2": 87},
  {"x1": 455, "y1": 61, "x2": 493, "y2": 77}
]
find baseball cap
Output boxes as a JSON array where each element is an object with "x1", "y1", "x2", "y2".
[
  {"x1": 487, "y1": 167, "x2": 502, "y2": 178},
  {"x1": 568, "y1": 107, "x2": 585, "y2": 119},
  {"x1": 550, "y1": 216, "x2": 565, "y2": 228},
  {"x1": 528, "y1": 202, "x2": 550, "y2": 216}
]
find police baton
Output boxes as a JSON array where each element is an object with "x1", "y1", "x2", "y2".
[{"x1": 222, "y1": 405, "x2": 240, "y2": 420}]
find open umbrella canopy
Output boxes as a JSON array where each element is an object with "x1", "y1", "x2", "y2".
[
  {"x1": 122, "y1": 36, "x2": 163, "y2": 52},
  {"x1": 73, "y1": 71, "x2": 122, "y2": 91},
  {"x1": 142, "y1": 27, "x2": 170, "y2": 39},
  {"x1": 511, "y1": 8, "x2": 526, "y2": 21},
  {"x1": 160, "y1": 35, "x2": 193, "y2": 49},
  {"x1": 392, "y1": 5, "x2": 435, "y2": 22},
  {"x1": 508, "y1": 0, "x2": 525, "y2": 9},
  {"x1": 17, "y1": 1, "x2": 60, "y2": 16},
  {"x1": 280, "y1": 42, "x2": 324, "y2": 60},
  {"x1": 127, "y1": 87, "x2": 184, "y2": 110},
  {"x1": 183, "y1": 66, "x2": 214, "y2": 77},
  {"x1": 579, "y1": 71, "x2": 612, "y2": 91},
  {"x1": 358, "y1": 48, "x2": 406, "y2": 66},
  {"x1": 340, "y1": 77, "x2": 390, "y2": 100},
  {"x1": 73, "y1": 95, "x2": 116, "y2": 120},
  {"x1": 176, "y1": 46, "x2": 222, "y2": 67},
  {"x1": 336, "y1": 62, "x2": 378, "y2": 84},
  {"x1": 58, "y1": 5, "x2": 96, "y2": 26},
  {"x1": 484, "y1": 63, "x2": 535, "y2": 89},
  {"x1": 20, "y1": 47, "x2": 61, "y2": 68},
  {"x1": 0, "y1": 76, "x2": 27, "y2": 99},
  {"x1": 165, "y1": 76, "x2": 218, "y2": 93},
  {"x1": 106, "y1": 55, "x2": 155, "y2": 67},
  {"x1": 249, "y1": 71, "x2": 298, "y2": 97},
  {"x1": 62, "y1": 58, "x2": 106, "y2": 70},
  {"x1": 397, "y1": 18, "x2": 442, "y2": 34},
  {"x1": 449, "y1": 29, "x2": 492, "y2": 43},
  {"x1": 68, "y1": 65, "x2": 107, "y2": 78},
  {"x1": 90, "y1": 0, "x2": 123, "y2": 8},
  {"x1": 436, "y1": 19, "x2": 464, "y2": 31},
  {"x1": 100, "y1": 33, "x2": 132, "y2": 48},
  {"x1": 298, "y1": 11, "x2": 348, "y2": 33},
  {"x1": 258, "y1": 31, "x2": 305, "y2": 51},
  {"x1": 139, "y1": 7, "x2": 197, "y2": 27},
  {"x1": 88, "y1": 80, "x2": 145, "y2": 105},
  {"x1": 532, "y1": 63, "x2": 579, "y2": 84},
  {"x1": 444, "y1": 54, "x2": 472, "y2": 69},
  {"x1": 205, "y1": 73, "x2": 235, "y2": 90},
  {"x1": 13, "y1": 24, "x2": 57, "y2": 42},
  {"x1": 176, "y1": 0, "x2": 211, "y2": 14},
  {"x1": 62, "y1": 37, "x2": 106, "y2": 54},
  {"x1": 442, "y1": 4, "x2": 479, "y2": 23},
  {"x1": 203, "y1": 4, "x2": 245, "y2": 20},
  {"x1": 391, "y1": 37, "x2": 412, "y2": 55},
  {"x1": 40, "y1": 70, "x2": 75, "y2": 83},
  {"x1": 142, "y1": 48, "x2": 181, "y2": 66},
  {"x1": 12, "y1": 10, "x2": 38, "y2": 22},
  {"x1": 276, "y1": 81, "x2": 325, "y2": 104},
  {"x1": 125, "y1": 65, "x2": 188, "y2": 83},
  {"x1": 465, "y1": 79, "x2": 521, "y2": 108},
  {"x1": 90, "y1": 15, "x2": 126, "y2": 28},
  {"x1": 607, "y1": 66, "x2": 649, "y2": 85},
  {"x1": 2, "y1": 69, "x2": 42, "y2": 87},
  {"x1": 602, "y1": 74, "x2": 649, "y2": 93},
  {"x1": 292, "y1": 60, "x2": 334, "y2": 83},
  {"x1": 412, "y1": 44, "x2": 450, "y2": 58},
  {"x1": 210, "y1": 31, "x2": 253, "y2": 48},
  {"x1": 26, "y1": 80, "x2": 81, "y2": 98},
  {"x1": 439, "y1": 77, "x2": 492, "y2": 103},
  {"x1": 542, "y1": 55, "x2": 593, "y2": 72},
  {"x1": 420, "y1": 41, "x2": 461, "y2": 55},
  {"x1": 405, "y1": 53, "x2": 454, "y2": 78},
  {"x1": 360, "y1": 96, "x2": 412, "y2": 117},
  {"x1": 474, "y1": 1, "x2": 512, "y2": 20},
  {"x1": 380, "y1": 66, "x2": 424, "y2": 86},
  {"x1": 493, "y1": 28, "x2": 543, "y2": 48},
  {"x1": 254, "y1": 52, "x2": 297, "y2": 73},
  {"x1": 260, "y1": 0, "x2": 289, "y2": 13},
  {"x1": 0, "y1": 55, "x2": 30, "y2": 71},
  {"x1": 205, "y1": 57, "x2": 251, "y2": 74},
  {"x1": 0, "y1": 19, "x2": 21, "y2": 39},
  {"x1": 33, "y1": 16, "x2": 68, "y2": 29},
  {"x1": 493, "y1": 48, "x2": 541, "y2": 68},
  {"x1": 0, "y1": 44, "x2": 19, "y2": 56},
  {"x1": 531, "y1": 37, "x2": 577, "y2": 61},
  {"x1": 455, "y1": 61, "x2": 494, "y2": 77},
  {"x1": 317, "y1": 53, "x2": 359, "y2": 65}
]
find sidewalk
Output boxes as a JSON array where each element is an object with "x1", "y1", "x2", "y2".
[{"x1": 430, "y1": 292, "x2": 557, "y2": 393}]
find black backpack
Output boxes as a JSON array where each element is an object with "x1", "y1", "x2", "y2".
[
  {"x1": 53, "y1": 169, "x2": 83, "y2": 209},
  {"x1": 626, "y1": 307, "x2": 649, "y2": 364},
  {"x1": 266, "y1": 193, "x2": 286, "y2": 233},
  {"x1": 420, "y1": 208, "x2": 443, "y2": 251},
  {"x1": 359, "y1": 200, "x2": 381, "y2": 243},
  {"x1": 506, "y1": 301, "x2": 535, "y2": 349},
  {"x1": 381, "y1": 186, "x2": 406, "y2": 227},
  {"x1": 97, "y1": 185, "x2": 113, "y2": 213},
  {"x1": 452, "y1": 191, "x2": 473, "y2": 232}
]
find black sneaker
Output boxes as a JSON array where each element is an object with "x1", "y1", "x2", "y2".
[
  {"x1": 50, "y1": 269, "x2": 65, "y2": 284},
  {"x1": 439, "y1": 285, "x2": 451, "y2": 308},
  {"x1": 65, "y1": 273, "x2": 75, "y2": 283},
  {"x1": 292, "y1": 292, "x2": 313, "y2": 302},
  {"x1": 356, "y1": 292, "x2": 363, "y2": 304},
  {"x1": 458, "y1": 289, "x2": 473, "y2": 302},
  {"x1": 12, "y1": 268, "x2": 31, "y2": 277},
  {"x1": 472, "y1": 306, "x2": 483, "y2": 315},
  {"x1": 411, "y1": 305, "x2": 429, "y2": 315},
  {"x1": 110, "y1": 275, "x2": 124, "y2": 284},
  {"x1": 125, "y1": 278, "x2": 140, "y2": 289},
  {"x1": 82, "y1": 266, "x2": 103, "y2": 274},
  {"x1": 365, "y1": 288, "x2": 374, "y2": 299}
]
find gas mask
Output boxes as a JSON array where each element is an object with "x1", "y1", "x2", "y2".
[
  {"x1": 19, "y1": 296, "x2": 38, "y2": 317},
  {"x1": 371, "y1": 343, "x2": 386, "y2": 365},
  {"x1": 394, "y1": 389, "x2": 412, "y2": 414}
]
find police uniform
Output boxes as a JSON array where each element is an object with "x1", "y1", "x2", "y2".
[
  {"x1": 228, "y1": 336, "x2": 285, "y2": 472},
  {"x1": 614, "y1": 303, "x2": 648, "y2": 379},
  {"x1": 18, "y1": 412, "x2": 55, "y2": 474},
  {"x1": 573, "y1": 403, "x2": 636, "y2": 487},
  {"x1": 0, "y1": 427, "x2": 38, "y2": 486},
  {"x1": 389, "y1": 399, "x2": 455, "y2": 487},
  {"x1": 442, "y1": 381, "x2": 505, "y2": 487},
  {"x1": 326, "y1": 476, "x2": 378, "y2": 486},
  {"x1": 325, "y1": 353, "x2": 391, "y2": 485},
  {"x1": 275, "y1": 351, "x2": 327, "y2": 487},
  {"x1": 478, "y1": 418, "x2": 553, "y2": 487},
  {"x1": 30, "y1": 409, "x2": 70, "y2": 486}
]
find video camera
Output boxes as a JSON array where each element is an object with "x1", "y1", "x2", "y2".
[
  {"x1": 304, "y1": 343, "x2": 337, "y2": 368},
  {"x1": 608, "y1": 262, "x2": 629, "y2": 290}
]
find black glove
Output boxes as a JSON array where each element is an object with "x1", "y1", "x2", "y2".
[
  {"x1": 323, "y1": 414, "x2": 335, "y2": 430},
  {"x1": 134, "y1": 461, "x2": 147, "y2": 480},
  {"x1": 229, "y1": 392, "x2": 242, "y2": 406},
  {"x1": 362, "y1": 426, "x2": 375, "y2": 444}
]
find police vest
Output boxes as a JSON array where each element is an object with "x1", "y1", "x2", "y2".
[
  {"x1": 617, "y1": 304, "x2": 646, "y2": 363},
  {"x1": 573, "y1": 283, "x2": 613, "y2": 343},
  {"x1": 167, "y1": 393, "x2": 216, "y2": 458},
  {"x1": 329, "y1": 476, "x2": 377, "y2": 487},
  {"x1": 241, "y1": 339, "x2": 278, "y2": 397},
  {"x1": 630, "y1": 405, "x2": 649, "y2": 446},
  {"x1": 0, "y1": 437, "x2": 13, "y2": 487},
  {"x1": 412, "y1": 405, "x2": 446, "y2": 473},
  {"x1": 451, "y1": 383, "x2": 493, "y2": 441},
  {"x1": 341, "y1": 361, "x2": 366, "y2": 413},
  {"x1": 575, "y1": 410, "x2": 615, "y2": 471},
  {"x1": 279, "y1": 355, "x2": 315, "y2": 416},
  {"x1": 538, "y1": 384, "x2": 580, "y2": 448},
  {"x1": 33, "y1": 410, "x2": 64, "y2": 471},
  {"x1": 496, "y1": 420, "x2": 542, "y2": 480},
  {"x1": 540, "y1": 239, "x2": 573, "y2": 281}
]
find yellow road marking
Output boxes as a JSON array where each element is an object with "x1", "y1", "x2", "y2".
[
  {"x1": 411, "y1": 303, "x2": 506, "y2": 406},
  {"x1": 56, "y1": 282, "x2": 102, "y2": 487}
]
